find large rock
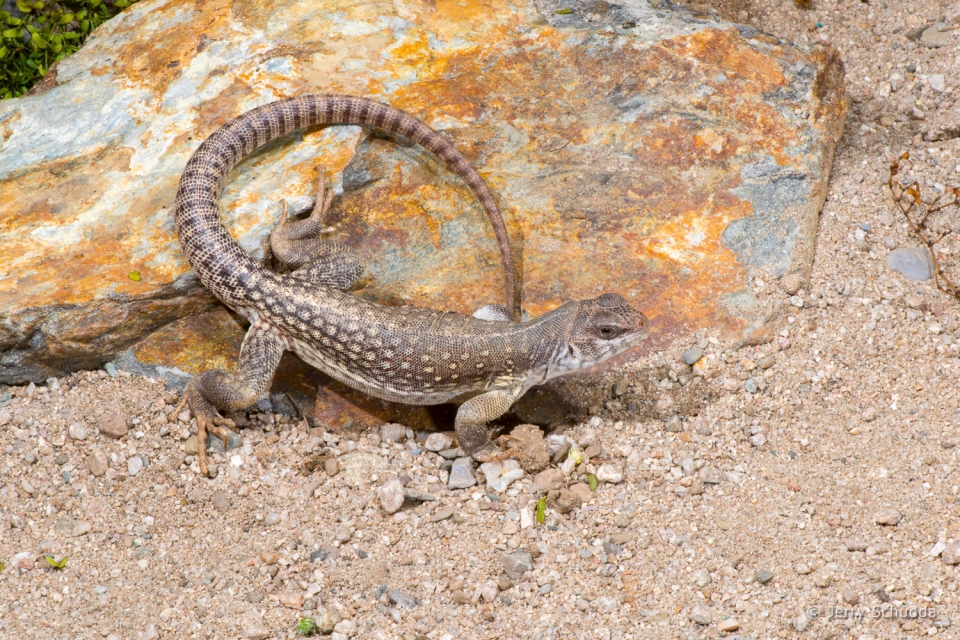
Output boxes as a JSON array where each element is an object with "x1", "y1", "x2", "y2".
[{"x1": 0, "y1": 0, "x2": 845, "y2": 386}]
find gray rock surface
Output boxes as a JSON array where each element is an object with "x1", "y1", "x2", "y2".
[{"x1": 887, "y1": 247, "x2": 934, "y2": 281}]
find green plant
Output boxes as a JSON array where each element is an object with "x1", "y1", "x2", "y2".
[
  {"x1": 295, "y1": 617, "x2": 318, "y2": 636},
  {"x1": 0, "y1": 0, "x2": 139, "y2": 99}
]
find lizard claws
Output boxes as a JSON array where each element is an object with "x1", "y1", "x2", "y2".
[
  {"x1": 475, "y1": 441, "x2": 518, "y2": 465},
  {"x1": 174, "y1": 382, "x2": 232, "y2": 478}
]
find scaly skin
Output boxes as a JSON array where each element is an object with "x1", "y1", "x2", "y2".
[{"x1": 174, "y1": 95, "x2": 649, "y2": 478}]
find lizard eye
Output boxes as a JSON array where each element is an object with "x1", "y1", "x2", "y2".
[{"x1": 597, "y1": 326, "x2": 618, "y2": 339}]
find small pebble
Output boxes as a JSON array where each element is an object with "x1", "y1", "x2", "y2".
[
  {"x1": 12, "y1": 551, "x2": 34, "y2": 570},
  {"x1": 447, "y1": 457, "x2": 477, "y2": 489},
  {"x1": 595, "y1": 464, "x2": 623, "y2": 484},
  {"x1": 754, "y1": 569, "x2": 773, "y2": 584},
  {"x1": 547, "y1": 488, "x2": 582, "y2": 513},
  {"x1": 842, "y1": 587, "x2": 859, "y2": 604},
  {"x1": 747, "y1": 433, "x2": 766, "y2": 446},
  {"x1": 942, "y1": 543, "x2": 960, "y2": 565},
  {"x1": 127, "y1": 456, "x2": 144, "y2": 476},
  {"x1": 717, "y1": 618, "x2": 740, "y2": 632},
  {"x1": 380, "y1": 423, "x2": 405, "y2": 443},
  {"x1": 781, "y1": 272, "x2": 804, "y2": 294},
  {"x1": 68, "y1": 423, "x2": 87, "y2": 441},
  {"x1": 212, "y1": 491, "x2": 231, "y2": 513},
  {"x1": 324, "y1": 458, "x2": 340, "y2": 477},
  {"x1": 689, "y1": 602, "x2": 712, "y2": 625},
  {"x1": 429, "y1": 506, "x2": 456, "y2": 522},
  {"x1": 793, "y1": 613, "x2": 809, "y2": 632},
  {"x1": 99, "y1": 414, "x2": 129, "y2": 439},
  {"x1": 682, "y1": 347, "x2": 703, "y2": 365},
  {"x1": 501, "y1": 551, "x2": 533, "y2": 579},
  {"x1": 887, "y1": 247, "x2": 934, "y2": 281},
  {"x1": 874, "y1": 508, "x2": 901, "y2": 526},
  {"x1": 424, "y1": 432, "x2": 454, "y2": 452},
  {"x1": 379, "y1": 479, "x2": 405, "y2": 514},
  {"x1": 387, "y1": 589, "x2": 419, "y2": 609},
  {"x1": 532, "y1": 468, "x2": 565, "y2": 493}
]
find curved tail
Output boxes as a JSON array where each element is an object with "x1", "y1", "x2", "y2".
[{"x1": 174, "y1": 95, "x2": 516, "y2": 315}]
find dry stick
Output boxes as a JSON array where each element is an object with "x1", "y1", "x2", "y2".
[{"x1": 888, "y1": 152, "x2": 960, "y2": 299}]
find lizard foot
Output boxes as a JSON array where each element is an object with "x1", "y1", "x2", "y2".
[
  {"x1": 174, "y1": 382, "x2": 236, "y2": 478},
  {"x1": 495, "y1": 434, "x2": 531, "y2": 467},
  {"x1": 473, "y1": 442, "x2": 518, "y2": 465}
]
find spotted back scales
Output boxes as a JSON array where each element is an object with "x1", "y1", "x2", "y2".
[{"x1": 174, "y1": 94, "x2": 649, "y2": 477}]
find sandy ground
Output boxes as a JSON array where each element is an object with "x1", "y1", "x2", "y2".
[{"x1": 4, "y1": 0, "x2": 960, "y2": 638}]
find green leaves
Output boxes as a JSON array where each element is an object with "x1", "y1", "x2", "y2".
[
  {"x1": 43, "y1": 554, "x2": 67, "y2": 570},
  {"x1": 1, "y1": 0, "x2": 140, "y2": 99},
  {"x1": 535, "y1": 496, "x2": 546, "y2": 524}
]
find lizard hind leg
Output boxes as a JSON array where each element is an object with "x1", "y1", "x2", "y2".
[
  {"x1": 271, "y1": 167, "x2": 365, "y2": 291},
  {"x1": 174, "y1": 323, "x2": 285, "y2": 477}
]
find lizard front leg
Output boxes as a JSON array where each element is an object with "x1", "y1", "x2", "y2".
[
  {"x1": 455, "y1": 387, "x2": 523, "y2": 462},
  {"x1": 175, "y1": 322, "x2": 285, "y2": 477}
]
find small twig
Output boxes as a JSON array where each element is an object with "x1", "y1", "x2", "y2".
[{"x1": 888, "y1": 151, "x2": 960, "y2": 302}]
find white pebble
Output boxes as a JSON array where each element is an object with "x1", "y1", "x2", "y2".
[
  {"x1": 424, "y1": 432, "x2": 454, "y2": 452},
  {"x1": 520, "y1": 507, "x2": 533, "y2": 529},
  {"x1": 68, "y1": 423, "x2": 87, "y2": 441},
  {"x1": 378, "y1": 479, "x2": 405, "y2": 514},
  {"x1": 595, "y1": 464, "x2": 623, "y2": 484}
]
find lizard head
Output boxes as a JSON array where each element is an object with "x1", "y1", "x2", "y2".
[{"x1": 552, "y1": 293, "x2": 648, "y2": 374}]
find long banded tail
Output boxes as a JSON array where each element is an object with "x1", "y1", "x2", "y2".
[{"x1": 174, "y1": 94, "x2": 516, "y2": 315}]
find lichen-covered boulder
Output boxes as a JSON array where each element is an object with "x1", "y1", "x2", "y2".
[{"x1": 0, "y1": 0, "x2": 844, "y2": 389}]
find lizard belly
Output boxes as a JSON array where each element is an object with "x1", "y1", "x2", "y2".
[{"x1": 288, "y1": 337, "x2": 476, "y2": 406}]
